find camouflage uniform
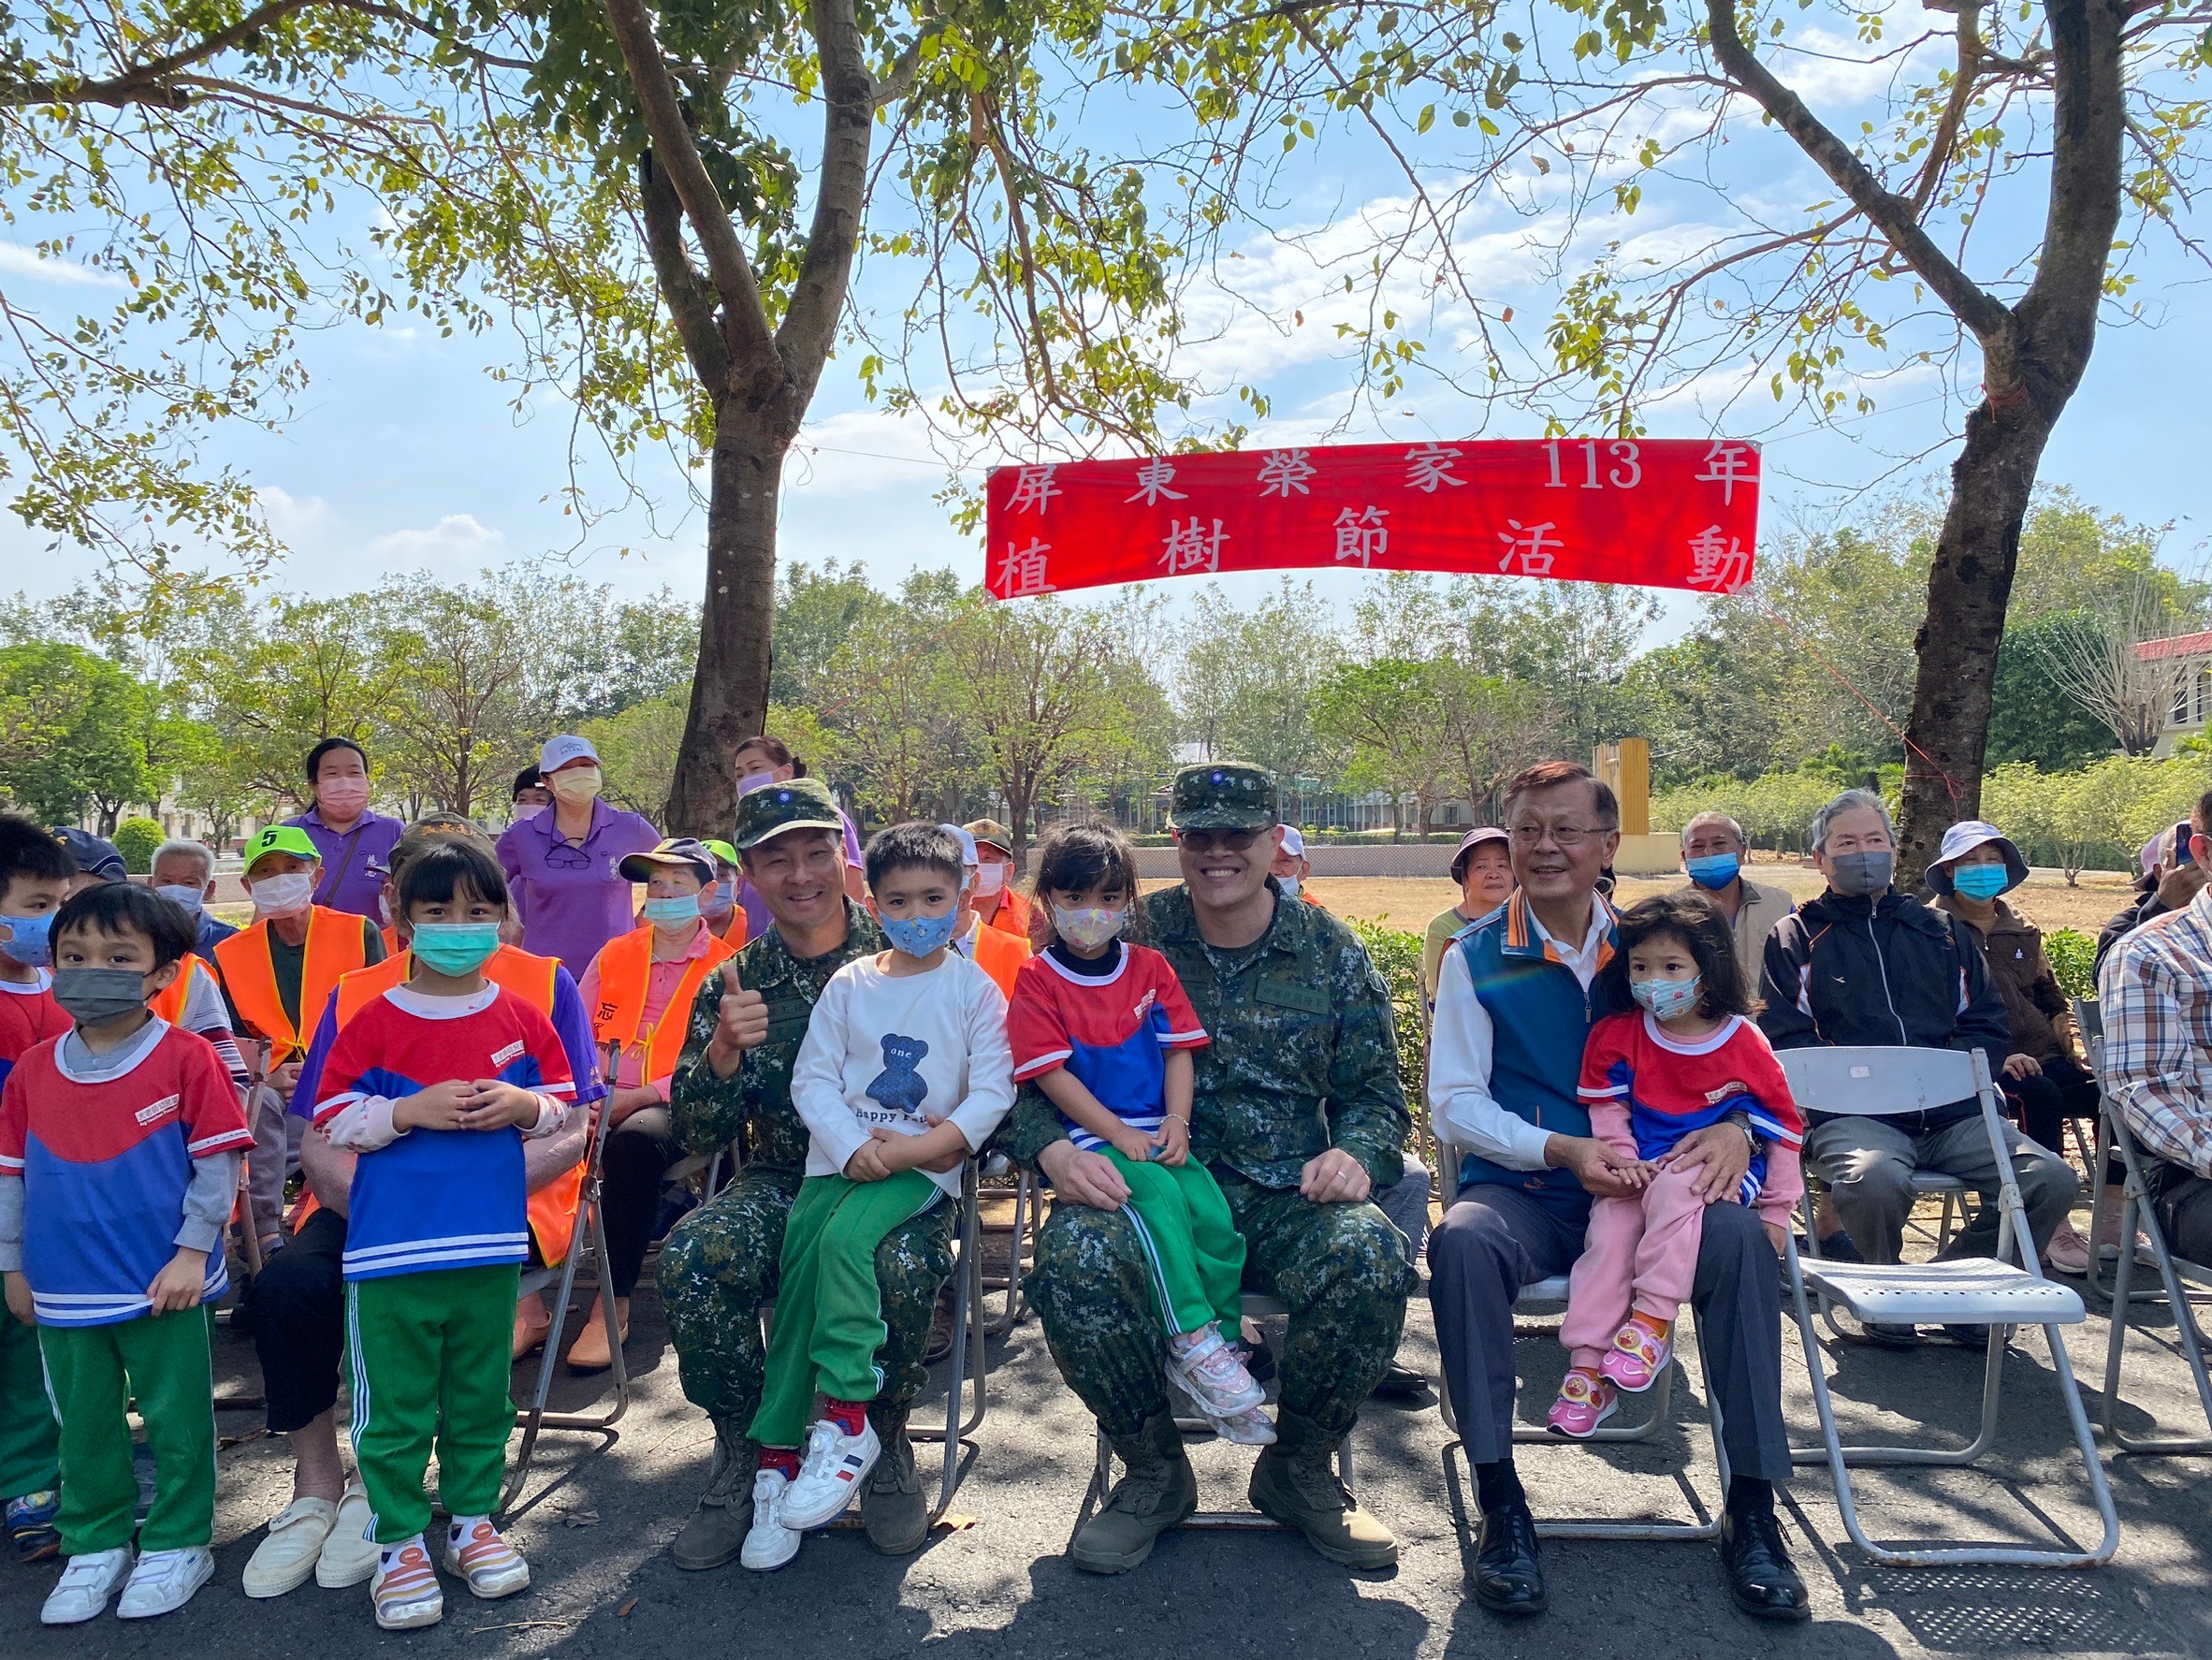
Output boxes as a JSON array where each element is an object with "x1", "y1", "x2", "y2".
[
  {"x1": 1002, "y1": 788, "x2": 1417, "y2": 1438},
  {"x1": 657, "y1": 896, "x2": 954, "y2": 1437}
]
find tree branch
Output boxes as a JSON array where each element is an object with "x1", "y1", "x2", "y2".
[
  {"x1": 2016, "y1": 0, "x2": 2129, "y2": 397},
  {"x1": 637, "y1": 150, "x2": 734, "y2": 397},
  {"x1": 599, "y1": 0, "x2": 775, "y2": 376},
  {"x1": 1704, "y1": 0, "x2": 2013, "y2": 342},
  {"x1": 776, "y1": 0, "x2": 878, "y2": 400}
]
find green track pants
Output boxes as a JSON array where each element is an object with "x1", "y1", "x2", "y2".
[
  {"x1": 1102, "y1": 1149, "x2": 1247, "y2": 1340},
  {"x1": 749, "y1": 1172, "x2": 943, "y2": 1449},
  {"x1": 38, "y1": 1309, "x2": 213, "y2": 1554}
]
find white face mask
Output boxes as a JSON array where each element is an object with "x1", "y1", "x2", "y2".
[
  {"x1": 1277, "y1": 876, "x2": 1302, "y2": 900},
  {"x1": 975, "y1": 863, "x2": 1007, "y2": 896},
  {"x1": 154, "y1": 883, "x2": 205, "y2": 917},
  {"x1": 250, "y1": 872, "x2": 315, "y2": 918}
]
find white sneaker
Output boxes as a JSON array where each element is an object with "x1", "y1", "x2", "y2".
[
  {"x1": 739, "y1": 1470, "x2": 801, "y2": 1571},
  {"x1": 41, "y1": 1547, "x2": 133, "y2": 1625},
  {"x1": 316, "y1": 1483, "x2": 378, "y2": 1588},
  {"x1": 242, "y1": 1495, "x2": 337, "y2": 1597},
  {"x1": 117, "y1": 1545, "x2": 214, "y2": 1618},
  {"x1": 779, "y1": 1417, "x2": 880, "y2": 1531},
  {"x1": 1206, "y1": 1405, "x2": 1279, "y2": 1446},
  {"x1": 443, "y1": 1518, "x2": 531, "y2": 1599},
  {"x1": 371, "y1": 1537, "x2": 444, "y2": 1630},
  {"x1": 1165, "y1": 1328, "x2": 1266, "y2": 1417}
]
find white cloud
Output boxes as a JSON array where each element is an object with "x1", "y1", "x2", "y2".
[
  {"x1": 257, "y1": 487, "x2": 330, "y2": 541},
  {"x1": 366, "y1": 513, "x2": 506, "y2": 567},
  {"x1": 0, "y1": 242, "x2": 124, "y2": 289},
  {"x1": 784, "y1": 407, "x2": 950, "y2": 495}
]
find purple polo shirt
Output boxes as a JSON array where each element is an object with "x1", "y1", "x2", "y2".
[
  {"x1": 284, "y1": 808, "x2": 406, "y2": 921},
  {"x1": 495, "y1": 799, "x2": 662, "y2": 975},
  {"x1": 737, "y1": 808, "x2": 864, "y2": 939}
]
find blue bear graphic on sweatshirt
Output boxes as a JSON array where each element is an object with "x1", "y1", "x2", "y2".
[{"x1": 866, "y1": 1034, "x2": 931, "y2": 1118}]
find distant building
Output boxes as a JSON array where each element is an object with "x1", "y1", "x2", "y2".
[{"x1": 2136, "y1": 629, "x2": 2212, "y2": 756}]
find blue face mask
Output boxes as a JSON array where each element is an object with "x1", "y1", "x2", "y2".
[
  {"x1": 1632, "y1": 973, "x2": 1704, "y2": 1023},
  {"x1": 1950, "y1": 863, "x2": 2011, "y2": 901},
  {"x1": 0, "y1": 910, "x2": 54, "y2": 968},
  {"x1": 1683, "y1": 853, "x2": 1739, "y2": 891},
  {"x1": 410, "y1": 922, "x2": 502, "y2": 977},
  {"x1": 880, "y1": 910, "x2": 961, "y2": 959},
  {"x1": 644, "y1": 894, "x2": 702, "y2": 927}
]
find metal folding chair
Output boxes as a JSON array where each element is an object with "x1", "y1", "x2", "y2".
[
  {"x1": 1797, "y1": 1171, "x2": 1970, "y2": 1343},
  {"x1": 1778, "y1": 1044, "x2": 2118, "y2": 1567},
  {"x1": 2090, "y1": 1081, "x2": 2212, "y2": 1454},
  {"x1": 761, "y1": 1158, "x2": 990, "y2": 1526},
  {"x1": 1077, "y1": 1294, "x2": 1355, "y2": 1536},
  {"x1": 979, "y1": 1154, "x2": 1041, "y2": 1337},
  {"x1": 1435, "y1": 1274, "x2": 1728, "y2": 1541},
  {"x1": 503, "y1": 1043, "x2": 633, "y2": 1509}
]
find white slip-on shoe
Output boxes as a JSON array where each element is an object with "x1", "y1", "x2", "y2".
[
  {"x1": 442, "y1": 1519, "x2": 531, "y2": 1599},
  {"x1": 739, "y1": 1470, "x2": 800, "y2": 1571},
  {"x1": 371, "y1": 1537, "x2": 444, "y2": 1631},
  {"x1": 316, "y1": 1483, "x2": 379, "y2": 1588},
  {"x1": 779, "y1": 1418, "x2": 880, "y2": 1531},
  {"x1": 117, "y1": 1546, "x2": 214, "y2": 1618},
  {"x1": 41, "y1": 1547, "x2": 134, "y2": 1625},
  {"x1": 242, "y1": 1496, "x2": 337, "y2": 1598}
]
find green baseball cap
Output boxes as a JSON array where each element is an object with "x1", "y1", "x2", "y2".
[
  {"x1": 1169, "y1": 763, "x2": 1279, "y2": 832},
  {"x1": 240, "y1": 824, "x2": 321, "y2": 871},
  {"x1": 701, "y1": 838, "x2": 740, "y2": 868},
  {"x1": 734, "y1": 777, "x2": 846, "y2": 852}
]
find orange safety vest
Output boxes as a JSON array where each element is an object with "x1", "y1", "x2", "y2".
[
  {"x1": 966, "y1": 918, "x2": 1029, "y2": 1000},
  {"x1": 588, "y1": 923, "x2": 737, "y2": 1089},
  {"x1": 212, "y1": 908, "x2": 368, "y2": 1066},
  {"x1": 982, "y1": 885, "x2": 1033, "y2": 944},
  {"x1": 149, "y1": 953, "x2": 210, "y2": 1027},
  {"x1": 380, "y1": 924, "x2": 401, "y2": 958},
  {"x1": 298, "y1": 943, "x2": 584, "y2": 1263}
]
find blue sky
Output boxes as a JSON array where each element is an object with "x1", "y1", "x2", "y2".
[{"x1": 5, "y1": 12, "x2": 2205, "y2": 648}]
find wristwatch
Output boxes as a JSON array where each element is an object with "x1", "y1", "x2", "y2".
[{"x1": 1724, "y1": 1109, "x2": 1764, "y2": 1158}]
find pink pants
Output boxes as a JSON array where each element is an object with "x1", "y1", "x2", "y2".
[{"x1": 1559, "y1": 1165, "x2": 1707, "y2": 1369}]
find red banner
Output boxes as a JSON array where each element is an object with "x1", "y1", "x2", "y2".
[{"x1": 983, "y1": 438, "x2": 1760, "y2": 600}]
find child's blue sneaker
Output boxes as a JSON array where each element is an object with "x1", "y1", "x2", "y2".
[{"x1": 5, "y1": 1490, "x2": 60, "y2": 1563}]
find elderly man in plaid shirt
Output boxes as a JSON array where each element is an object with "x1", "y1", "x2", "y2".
[{"x1": 2099, "y1": 787, "x2": 2212, "y2": 1265}]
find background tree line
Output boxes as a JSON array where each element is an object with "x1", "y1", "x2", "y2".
[{"x1": 0, "y1": 483, "x2": 2195, "y2": 862}]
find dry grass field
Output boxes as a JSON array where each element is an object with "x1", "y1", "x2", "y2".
[{"x1": 1157, "y1": 855, "x2": 2143, "y2": 937}]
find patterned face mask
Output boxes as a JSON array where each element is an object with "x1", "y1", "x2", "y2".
[
  {"x1": 1053, "y1": 905, "x2": 1127, "y2": 951},
  {"x1": 1631, "y1": 973, "x2": 1703, "y2": 1023},
  {"x1": 880, "y1": 910, "x2": 961, "y2": 959}
]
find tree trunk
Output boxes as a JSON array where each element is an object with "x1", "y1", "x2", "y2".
[
  {"x1": 1894, "y1": 400, "x2": 2058, "y2": 883},
  {"x1": 665, "y1": 412, "x2": 786, "y2": 836}
]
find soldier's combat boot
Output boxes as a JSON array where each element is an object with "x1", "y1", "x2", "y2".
[
  {"x1": 861, "y1": 1406, "x2": 930, "y2": 1557},
  {"x1": 670, "y1": 1420, "x2": 757, "y2": 1571},
  {"x1": 1069, "y1": 1411, "x2": 1197, "y2": 1574},
  {"x1": 1248, "y1": 1410, "x2": 1398, "y2": 1569}
]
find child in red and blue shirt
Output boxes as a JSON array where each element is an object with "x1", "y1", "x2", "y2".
[
  {"x1": 0, "y1": 813, "x2": 70, "y2": 1568},
  {"x1": 1004, "y1": 823, "x2": 1274, "y2": 1444},
  {"x1": 0, "y1": 881, "x2": 252, "y2": 1624},
  {"x1": 312, "y1": 841, "x2": 572, "y2": 1632},
  {"x1": 1548, "y1": 892, "x2": 1803, "y2": 1438}
]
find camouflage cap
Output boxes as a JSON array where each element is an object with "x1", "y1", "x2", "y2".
[
  {"x1": 1169, "y1": 763, "x2": 1278, "y2": 832},
  {"x1": 964, "y1": 818, "x2": 1014, "y2": 857},
  {"x1": 735, "y1": 776, "x2": 846, "y2": 852}
]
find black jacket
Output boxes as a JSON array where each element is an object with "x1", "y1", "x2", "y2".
[
  {"x1": 1759, "y1": 886, "x2": 2012, "y2": 1130},
  {"x1": 2094, "y1": 889, "x2": 2169, "y2": 982}
]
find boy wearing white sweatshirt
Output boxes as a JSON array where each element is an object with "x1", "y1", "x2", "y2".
[{"x1": 740, "y1": 823, "x2": 1013, "y2": 1570}]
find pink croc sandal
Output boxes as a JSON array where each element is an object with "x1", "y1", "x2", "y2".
[
  {"x1": 1546, "y1": 1368, "x2": 1619, "y2": 1439},
  {"x1": 1598, "y1": 1317, "x2": 1673, "y2": 1394}
]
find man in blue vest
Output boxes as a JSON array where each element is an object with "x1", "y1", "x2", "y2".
[{"x1": 1426, "y1": 761, "x2": 1804, "y2": 1622}]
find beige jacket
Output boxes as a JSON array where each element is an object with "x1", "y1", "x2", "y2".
[{"x1": 1682, "y1": 875, "x2": 1796, "y2": 993}]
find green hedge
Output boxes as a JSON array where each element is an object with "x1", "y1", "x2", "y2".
[
  {"x1": 1349, "y1": 919, "x2": 1428, "y2": 1130},
  {"x1": 113, "y1": 817, "x2": 165, "y2": 876},
  {"x1": 2045, "y1": 927, "x2": 2095, "y2": 1003}
]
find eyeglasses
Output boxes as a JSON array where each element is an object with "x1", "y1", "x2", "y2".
[
  {"x1": 1507, "y1": 823, "x2": 1612, "y2": 849},
  {"x1": 545, "y1": 842, "x2": 592, "y2": 870}
]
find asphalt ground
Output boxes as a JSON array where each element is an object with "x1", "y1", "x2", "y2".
[{"x1": 7, "y1": 1192, "x2": 2212, "y2": 1660}]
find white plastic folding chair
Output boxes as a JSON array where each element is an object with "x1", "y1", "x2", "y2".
[
  {"x1": 760, "y1": 1157, "x2": 990, "y2": 1527},
  {"x1": 503, "y1": 1043, "x2": 633, "y2": 1508},
  {"x1": 1077, "y1": 1292, "x2": 1358, "y2": 1536},
  {"x1": 1778, "y1": 1044, "x2": 2118, "y2": 1567},
  {"x1": 2085, "y1": 1025, "x2": 2212, "y2": 1454}
]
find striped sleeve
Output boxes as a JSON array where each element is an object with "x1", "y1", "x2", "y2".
[
  {"x1": 1147, "y1": 954, "x2": 1209, "y2": 1050},
  {"x1": 1578, "y1": 1014, "x2": 1633, "y2": 1099},
  {"x1": 177, "y1": 1031, "x2": 255, "y2": 1158}
]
